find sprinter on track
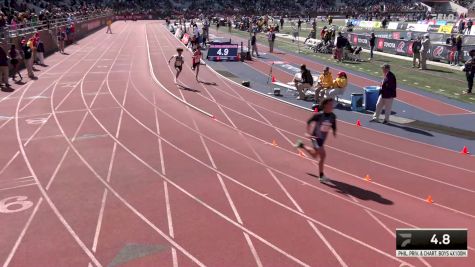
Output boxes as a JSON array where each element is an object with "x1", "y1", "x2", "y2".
[
  {"x1": 294, "y1": 98, "x2": 337, "y2": 183},
  {"x1": 169, "y1": 47, "x2": 184, "y2": 83},
  {"x1": 192, "y1": 45, "x2": 202, "y2": 81}
]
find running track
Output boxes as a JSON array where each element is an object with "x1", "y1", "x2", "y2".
[{"x1": 0, "y1": 21, "x2": 474, "y2": 267}]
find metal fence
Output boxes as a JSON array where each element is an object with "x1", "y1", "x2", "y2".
[{"x1": 0, "y1": 12, "x2": 112, "y2": 39}]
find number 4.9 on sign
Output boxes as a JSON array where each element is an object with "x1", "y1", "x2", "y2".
[{"x1": 216, "y1": 48, "x2": 229, "y2": 56}]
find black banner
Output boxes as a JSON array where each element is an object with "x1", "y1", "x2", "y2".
[
  {"x1": 428, "y1": 24, "x2": 441, "y2": 32},
  {"x1": 346, "y1": 33, "x2": 475, "y2": 62}
]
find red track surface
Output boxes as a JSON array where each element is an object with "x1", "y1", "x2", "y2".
[
  {"x1": 206, "y1": 27, "x2": 473, "y2": 116},
  {"x1": 0, "y1": 21, "x2": 474, "y2": 267}
]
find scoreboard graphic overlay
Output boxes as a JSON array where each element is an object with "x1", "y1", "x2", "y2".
[{"x1": 396, "y1": 228, "x2": 468, "y2": 257}]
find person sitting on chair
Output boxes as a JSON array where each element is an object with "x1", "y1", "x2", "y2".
[
  {"x1": 314, "y1": 66, "x2": 333, "y2": 103},
  {"x1": 326, "y1": 72, "x2": 347, "y2": 100},
  {"x1": 295, "y1": 64, "x2": 314, "y2": 100}
]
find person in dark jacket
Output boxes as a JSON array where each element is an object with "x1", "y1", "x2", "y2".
[
  {"x1": 37, "y1": 39, "x2": 45, "y2": 66},
  {"x1": 251, "y1": 32, "x2": 259, "y2": 57},
  {"x1": 463, "y1": 49, "x2": 475, "y2": 94},
  {"x1": 295, "y1": 64, "x2": 313, "y2": 100},
  {"x1": 335, "y1": 32, "x2": 347, "y2": 62},
  {"x1": 371, "y1": 63, "x2": 397, "y2": 124},
  {"x1": 454, "y1": 34, "x2": 462, "y2": 66},
  {"x1": 369, "y1": 32, "x2": 376, "y2": 60},
  {"x1": 0, "y1": 47, "x2": 10, "y2": 87},
  {"x1": 412, "y1": 36, "x2": 421, "y2": 68},
  {"x1": 8, "y1": 44, "x2": 22, "y2": 81}
]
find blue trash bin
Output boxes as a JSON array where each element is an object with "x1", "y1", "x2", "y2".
[
  {"x1": 351, "y1": 93, "x2": 364, "y2": 111},
  {"x1": 364, "y1": 86, "x2": 381, "y2": 111}
]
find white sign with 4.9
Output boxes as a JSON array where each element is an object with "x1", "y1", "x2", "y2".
[
  {"x1": 0, "y1": 196, "x2": 33, "y2": 214},
  {"x1": 216, "y1": 48, "x2": 229, "y2": 56}
]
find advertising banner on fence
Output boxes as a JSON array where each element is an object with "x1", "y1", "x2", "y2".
[
  {"x1": 438, "y1": 25, "x2": 454, "y2": 34},
  {"x1": 407, "y1": 23, "x2": 429, "y2": 32},
  {"x1": 388, "y1": 22, "x2": 399, "y2": 30},
  {"x1": 346, "y1": 33, "x2": 474, "y2": 62}
]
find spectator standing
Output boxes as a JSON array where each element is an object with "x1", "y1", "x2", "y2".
[
  {"x1": 251, "y1": 32, "x2": 259, "y2": 57},
  {"x1": 37, "y1": 39, "x2": 45, "y2": 66},
  {"x1": 57, "y1": 28, "x2": 65, "y2": 54},
  {"x1": 8, "y1": 44, "x2": 22, "y2": 81},
  {"x1": 466, "y1": 19, "x2": 473, "y2": 35},
  {"x1": 454, "y1": 34, "x2": 462, "y2": 66},
  {"x1": 297, "y1": 18, "x2": 302, "y2": 31},
  {"x1": 420, "y1": 34, "x2": 430, "y2": 70},
  {"x1": 335, "y1": 32, "x2": 347, "y2": 62},
  {"x1": 458, "y1": 19, "x2": 465, "y2": 35},
  {"x1": 411, "y1": 36, "x2": 421, "y2": 68},
  {"x1": 21, "y1": 39, "x2": 34, "y2": 78},
  {"x1": 267, "y1": 29, "x2": 275, "y2": 53},
  {"x1": 371, "y1": 64, "x2": 397, "y2": 124},
  {"x1": 463, "y1": 49, "x2": 475, "y2": 94},
  {"x1": 106, "y1": 18, "x2": 112, "y2": 34},
  {"x1": 280, "y1": 17, "x2": 284, "y2": 28},
  {"x1": 369, "y1": 32, "x2": 376, "y2": 60},
  {"x1": 0, "y1": 47, "x2": 10, "y2": 88},
  {"x1": 294, "y1": 64, "x2": 313, "y2": 100},
  {"x1": 328, "y1": 15, "x2": 333, "y2": 25}
]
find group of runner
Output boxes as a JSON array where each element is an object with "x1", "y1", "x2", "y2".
[{"x1": 168, "y1": 45, "x2": 202, "y2": 84}]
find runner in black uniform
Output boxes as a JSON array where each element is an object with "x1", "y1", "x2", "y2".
[
  {"x1": 168, "y1": 48, "x2": 184, "y2": 83},
  {"x1": 295, "y1": 98, "x2": 337, "y2": 182}
]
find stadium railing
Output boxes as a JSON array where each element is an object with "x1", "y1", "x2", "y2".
[{"x1": 0, "y1": 12, "x2": 113, "y2": 39}]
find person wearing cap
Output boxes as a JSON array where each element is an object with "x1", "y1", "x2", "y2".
[
  {"x1": 315, "y1": 66, "x2": 333, "y2": 103},
  {"x1": 462, "y1": 49, "x2": 475, "y2": 94},
  {"x1": 295, "y1": 64, "x2": 314, "y2": 100},
  {"x1": 371, "y1": 63, "x2": 397, "y2": 124},
  {"x1": 420, "y1": 34, "x2": 430, "y2": 70},
  {"x1": 326, "y1": 72, "x2": 347, "y2": 99},
  {"x1": 21, "y1": 38, "x2": 34, "y2": 78}
]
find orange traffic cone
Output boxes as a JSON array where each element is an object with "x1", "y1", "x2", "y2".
[
  {"x1": 426, "y1": 195, "x2": 434, "y2": 204},
  {"x1": 461, "y1": 146, "x2": 470, "y2": 154},
  {"x1": 364, "y1": 175, "x2": 372, "y2": 182},
  {"x1": 356, "y1": 120, "x2": 362, "y2": 127},
  {"x1": 314, "y1": 106, "x2": 319, "y2": 113},
  {"x1": 271, "y1": 75, "x2": 276, "y2": 83},
  {"x1": 272, "y1": 140, "x2": 278, "y2": 147}
]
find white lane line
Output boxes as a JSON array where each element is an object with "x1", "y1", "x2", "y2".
[
  {"x1": 160, "y1": 28, "x2": 346, "y2": 266},
  {"x1": 153, "y1": 28, "x2": 264, "y2": 267},
  {"x1": 2, "y1": 198, "x2": 43, "y2": 267},
  {"x1": 90, "y1": 27, "x2": 133, "y2": 258},
  {"x1": 131, "y1": 61, "x2": 475, "y2": 242},
  {"x1": 5, "y1": 23, "x2": 132, "y2": 267},
  {"x1": 16, "y1": 79, "x2": 103, "y2": 266},
  {"x1": 130, "y1": 67, "x2": 412, "y2": 266}
]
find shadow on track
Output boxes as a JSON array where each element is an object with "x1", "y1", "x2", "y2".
[
  {"x1": 177, "y1": 84, "x2": 200, "y2": 92},
  {"x1": 385, "y1": 123, "x2": 434, "y2": 137},
  {"x1": 307, "y1": 173, "x2": 394, "y2": 205}
]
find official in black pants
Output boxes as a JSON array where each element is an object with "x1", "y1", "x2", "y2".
[{"x1": 463, "y1": 50, "x2": 475, "y2": 94}]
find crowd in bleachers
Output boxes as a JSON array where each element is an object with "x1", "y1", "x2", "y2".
[{"x1": 0, "y1": 0, "x2": 111, "y2": 31}]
